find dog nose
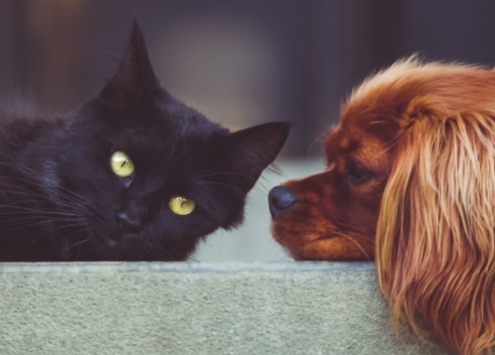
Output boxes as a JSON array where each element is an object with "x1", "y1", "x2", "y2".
[
  {"x1": 269, "y1": 186, "x2": 297, "y2": 218},
  {"x1": 116, "y1": 211, "x2": 142, "y2": 233}
]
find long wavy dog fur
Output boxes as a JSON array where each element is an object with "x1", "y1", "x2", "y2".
[{"x1": 270, "y1": 56, "x2": 495, "y2": 355}]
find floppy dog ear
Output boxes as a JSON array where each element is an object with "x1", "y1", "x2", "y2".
[{"x1": 376, "y1": 96, "x2": 495, "y2": 355}]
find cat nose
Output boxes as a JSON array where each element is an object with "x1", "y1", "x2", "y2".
[
  {"x1": 269, "y1": 186, "x2": 297, "y2": 219},
  {"x1": 116, "y1": 211, "x2": 142, "y2": 233}
]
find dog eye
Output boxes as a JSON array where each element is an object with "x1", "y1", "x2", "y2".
[{"x1": 347, "y1": 162, "x2": 372, "y2": 185}]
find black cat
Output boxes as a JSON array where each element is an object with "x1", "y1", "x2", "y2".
[{"x1": 0, "y1": 22, "x2": 289, "y2": 261}]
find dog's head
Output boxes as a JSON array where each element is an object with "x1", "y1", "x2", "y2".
[{"x1": 270, "y1": 57, "x2": 495, "y2": 355}]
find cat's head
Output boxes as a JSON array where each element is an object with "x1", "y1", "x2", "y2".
[{"x1": 47, "y1": 22, "x2": 289, "y2": 261}]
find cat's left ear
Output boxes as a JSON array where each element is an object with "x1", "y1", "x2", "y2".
[
  {"x1": 222, "y1": 122, "x2": 290, "y2": 193},
  {"x1": 100, "y1": 21, "x2": 160, "y2": 102}
]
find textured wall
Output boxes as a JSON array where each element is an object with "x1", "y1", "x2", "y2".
[{"x1": 0, "y1": 262, "x2": 454, "y2": 355}]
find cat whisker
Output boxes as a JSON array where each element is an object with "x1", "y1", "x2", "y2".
[
  {"x1": 151, "y1": 241, "x2": 176, "y2": 261},
  {"x1": 0, "y1": 166, "x2": 91, "y2": 205},
  {"x1": 0, "y1": 183, "x2": 64, "y2": 201},
  {"x1": 82, "y1": 209, "x2": 107, "y2": 225},
  {"x1": 0, "y1": 199, "x2": 62, "y2": 207},
  {"x1": 83, "y1": 204, "x2": 107, "y2": 223},
  {"x1": 0, "y1": 205, "x2": 82, "y2": 217},
  {"x1": 0, "y1": 182, "x2": 82, "y2": 210},
  {"x1": 0, "y1": 219, "x2": 84, "y2": 235},
  {"x1": 0, "y1": 214, "x2": 84, "y2": 225},
  {"x1": 51, "y1": 225, "x2": 88, "y2": 255},
  {"x1": 62, "y1": 238, "x2": 91, "y2": 253},
  {"x1": 52, "y1": 224, "x2": 87, "y2": 238},
  {"x1": 47, "y1": 182, "x2": 91, "y2": 204},
  {"x1": 144, "y1": 242, "x2": 162, "y2": 260}
]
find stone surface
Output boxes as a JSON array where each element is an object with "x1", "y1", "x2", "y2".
[{"x1": 0, "y1": 262, "x2": 455, "y2": 355}]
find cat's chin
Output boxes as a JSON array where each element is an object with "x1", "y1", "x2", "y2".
[
  {"x1": 78, "y1": 231, "x2": 142, "y2": 259},
  {"x1": 82, "y1": 232, "x2": 182, "y2": 262},
  {"x1": 99, "y1": 232, "x2": 141, "y2": 250},
  {"x1": 80, "y1": 238, "x2": 142, "y2": 261},
  {"x1": 106, "y1": 240, "x2": 118, "y2": 249},
  {"x1": 105, "y1": 233, "x2": 142, "y2": 251}
]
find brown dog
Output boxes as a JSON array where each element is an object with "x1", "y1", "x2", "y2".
[{"x1": 270, "y1": 57, "x2": 495, "y2": 355}]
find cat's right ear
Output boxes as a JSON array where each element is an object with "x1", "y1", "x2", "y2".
[
  {"x1": 99, "y1": 21, "x2": 161, "y2": 104},
  {"x1": 221, "y1": 122, "x2": 290, "y2": 193}
]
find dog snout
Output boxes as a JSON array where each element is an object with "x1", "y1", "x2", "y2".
[{"x1": 269, "y1": 186, "x2": 297, "y2": 218}]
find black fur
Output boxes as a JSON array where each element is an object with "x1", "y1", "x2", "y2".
[{"x1": 0, "y1": 22, "x2": 289, "y2": 261}]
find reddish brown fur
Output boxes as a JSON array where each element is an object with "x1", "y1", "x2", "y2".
[{"x1": 271, "y1": 57, "x2": 495, "y2": 355}]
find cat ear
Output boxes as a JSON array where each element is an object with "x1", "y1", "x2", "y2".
[
  {"x1": 100, "y1": 21, "x2": 160, "y2": 102},
  {"x1": 222, "y1": 122, "x2": 290, "y2": 192}
]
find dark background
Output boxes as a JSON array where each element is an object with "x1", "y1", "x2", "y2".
[{"x1": 1, "y1": 0, "x2": 495, "y2": 157}]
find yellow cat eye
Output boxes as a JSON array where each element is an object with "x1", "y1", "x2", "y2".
[
  {"x1": 110, "y1": 151, "x2": 135, "y2": 178},
  {"x1": 169, "y1": 195, "x2": 196, "y2": 216}
]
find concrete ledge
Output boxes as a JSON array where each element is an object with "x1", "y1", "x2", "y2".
[{"x1": 0, "y1": 262, "x2": 454, "y2": 355}]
